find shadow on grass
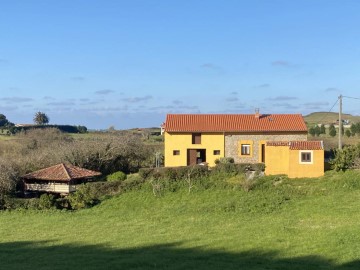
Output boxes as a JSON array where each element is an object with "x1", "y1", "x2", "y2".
[{"x1": 0, "y1": 241, "x2": 359, "y2": 270}]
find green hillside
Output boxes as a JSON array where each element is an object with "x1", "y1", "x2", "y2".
[
  {"x1": 304, "y1": 112, "x2": 360, "y2": 126},
  {"x1": 2, "y1": 171, "x2": 360, "y2": 269}
]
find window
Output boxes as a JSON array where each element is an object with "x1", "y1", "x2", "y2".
[
  {"x1": 213, "y1": 150, "x2": 220, "y2": 155},
  {"x1": 192, "y1": 133, "x2": 201, "y2": 144},
  {"x1": 173, "y1": 150, "x2": 180, "y2": 156},
  {"x1": 241, "y1": 144, "x2": 251, "y2": 155},
  {"x1": 238, "y1": 140, "x2": 253, "y2": 157},
  {"x1": 299, "y1": 150, "x2": 313, "y2": 164},
  {"x1": 301, "y1": 152, "x2": 311, "y2": 162}
]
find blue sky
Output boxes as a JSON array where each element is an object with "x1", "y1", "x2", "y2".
[{"x1": 1, "y1": 0, "x2": 360, "y2": 129}]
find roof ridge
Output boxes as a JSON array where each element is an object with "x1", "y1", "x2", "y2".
[
  {"x1": 165, "y1": 114, "x2": 307, "y2": 132},
  {"x1": 61, "y1": 163, "x2": 72, "y2": 180}
]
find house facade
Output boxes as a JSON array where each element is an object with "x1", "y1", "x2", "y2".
[
  {"x1": 164, "y1": 113, "x2": 324, "y2": 178},
  {"x1": 265, "y1": 141, "x2": 324, "y2": 178}
]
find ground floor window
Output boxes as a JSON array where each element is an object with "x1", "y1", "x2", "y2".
[
  {"x1": 241, "y1": 144, "x2": 251, "y2": 155},
  {"x1": 299, "y1": 150, "x2": 313, "y2": 164},
  {"x1": 173, "y1": 150, "x2": 180, "y2": 155},
  {"x1": 213, "y1": 150, "x2": 220, "y2": 155}
]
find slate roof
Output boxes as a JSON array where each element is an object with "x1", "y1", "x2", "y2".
[
  {"x1": 266, "y1": 141, "x2": 324, "y2": 150},
  {"x1": 165, "y1": 114, "x2": 308, "y2": 132},
  {"x1": 22, "y1": 163, "x2": 101, "y2": 182}
]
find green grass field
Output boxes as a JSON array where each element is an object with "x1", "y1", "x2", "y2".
[{"x1": 2, "y1": 171, "x2": 360, "y2": 269}]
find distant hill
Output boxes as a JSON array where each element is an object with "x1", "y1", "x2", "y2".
[{"x1": 303, "y1": 112, "x2": 360, "y2": 126}]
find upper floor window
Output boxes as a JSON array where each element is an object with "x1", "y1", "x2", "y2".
[{"x1": 192, "y1": 133, "x2": 201, "y2": 144}]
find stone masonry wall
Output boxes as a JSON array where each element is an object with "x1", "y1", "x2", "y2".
[{"x1": 225, "y1": 133, "x2": 307, "y2": 163}]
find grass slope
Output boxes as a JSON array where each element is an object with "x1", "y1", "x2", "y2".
[
  {"x1": 304, "y1": 112, "x2": 360, "y2": 126},
  {"x1": 2, "y1": 172, "x2": 360, "y2": 269}
]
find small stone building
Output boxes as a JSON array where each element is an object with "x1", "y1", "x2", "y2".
[{"x1": 22, "y1": 163, "x2": 101, "y2": 194}]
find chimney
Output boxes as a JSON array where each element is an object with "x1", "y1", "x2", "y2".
[{"x1": 255, "y1": 108, "x2": 260, "y2": 119}]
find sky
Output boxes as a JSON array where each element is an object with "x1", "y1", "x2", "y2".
[{"x1": 1, "y1": 0, "x2": 360, "y2": 129}]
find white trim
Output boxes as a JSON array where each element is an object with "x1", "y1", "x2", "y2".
[{"x1": 299, "y1": 150, "x2": 313, "y2": 164}]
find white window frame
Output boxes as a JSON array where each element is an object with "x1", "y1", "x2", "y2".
[
  {"x1": 241, "y1": 144, "x2": 251, "y2": 155},
  {"x1": 299, "y1": 150, "x2": 313, "y2": 164}
]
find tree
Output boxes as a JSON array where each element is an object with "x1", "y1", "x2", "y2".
[
  {"x1": 351, "y1": 123, "x2": 360, "y2": 136},
  {"x1": 308, "y1": 127, "x2": 316, "y2": 137},
  {"x1": 320, "y1": 124, "x2": 326, "y2": 134},
  {"x1": 329, "y1": 126, "x2": 337, "y2": 137},
  {"x1": 345, "y1": 129, "x2": 352, "y2": 138},
  {"x1": 0, "y1": 114, "x2": 12, "y2": 127},
  {"x1": 314, "y1": 126, "x2": 321, "y2": 137},
  {"x1": 350, "y1": 123, "x2": 357, "y2": 136},
  {"x1": 33, "y1": 112, "x2": 49, "y2": 125}
]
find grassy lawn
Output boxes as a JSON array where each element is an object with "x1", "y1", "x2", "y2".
[{"x1": 2, "y1": 172, "x2": 360, "y2": 269}]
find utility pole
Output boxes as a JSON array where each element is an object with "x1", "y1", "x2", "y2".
[{"x1": 338, "y1": 94, "x2": 342, "y2": 150}]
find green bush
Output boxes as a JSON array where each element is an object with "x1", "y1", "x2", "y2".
[
  {"x1": 250, "y1": 163, "x2": 265, "y2": 172},
  {"x1": 107, "y1": 171, "x2": 127, "y2": 182},
  {"x1": 219, "y1": 157, "x2": 235, "y2": 164},
  {"x1": 163, "y1": 167, "x2": 177, "y2": 181},
  {"x1": 211, "y1": 163, "x2": 264, "y2": 179},
  {"x1": 38, "y1": 193, "x2": 56, "y2": 209},
  {"x1": 1, "y1": 196, "x2": 40, "y2": 210},
  {"x1": 139, "y1": 168, "x2": 154, "y2": 179},
  {"x1": 68, "y1": 184, "x2": 99, "y2": 210},
  {"x1": 331, "y1": 144, "x2": 360, "y2": 171}
]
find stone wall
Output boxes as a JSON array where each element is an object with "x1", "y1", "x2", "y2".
[{"x1": 225, "y1": 133, "x2": 307, "y2": 163}]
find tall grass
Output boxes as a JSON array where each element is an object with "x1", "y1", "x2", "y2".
[{"x1": 1, "y1": 171, "x2": 360, "y2": 269}]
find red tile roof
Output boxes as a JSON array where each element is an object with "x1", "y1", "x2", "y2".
[
  {"x1": 266, "y1": 141, "x2": 323, "y2": 150},
  {"x1": 165, "y1": 114, "x2": 307, "y2": 132},
  {"x1": 266, "y1": 141, "x2": 290, "y2": 147},
  {"x1": 22, "y1": 163, "x2": 101, "y2": 182},
  {"x1": 289, "y1": 141, "x2": 324, "y2": 150}
]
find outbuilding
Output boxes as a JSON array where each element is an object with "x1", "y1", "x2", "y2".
[{"x1": 22, "y1": 163, "x2": 101, "y2": 195}]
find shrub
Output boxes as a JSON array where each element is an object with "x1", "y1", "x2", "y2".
[
  {"x1": 68, "y1": 184, "x2": 99, "y2": 210},
  {"x1": 331, "y1": 144, "x2": 360, "y2": 171},
  {"x1": 251, "y1": 163, "x2": 265, "y2": 172},
  {"x1": 1, "y1": 196, "x2": 40, "y2": 210},
  {"x1": 139, "y1": 168, "x2": 154, "y2": 179},
  {"x1": 107, "y1": 171, "x2": 127, "y2": 182},
  {"x1": 219, "y1": 157, "x2": 234, "y2": 164},
  {"x1": 0, "y1": 159, "x2": 20, "y2": 203},
  {"x1": 38, "y1": 193, "x2": 56, "y2": 209},
  {"x1": 163, "y1": 167, "x2": 177, "y2": 181}
]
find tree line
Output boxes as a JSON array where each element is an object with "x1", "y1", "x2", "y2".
[{"x1": 309, "y1": 123, "x2": 360, "y2": 138}]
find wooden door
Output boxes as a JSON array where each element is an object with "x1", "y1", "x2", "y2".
[
  {"x1": 261, "y1": 144, "x2": 265, "y2": 163},
  {"x1": 187, "y1": 149, "x2": 197, "y2": 166}
]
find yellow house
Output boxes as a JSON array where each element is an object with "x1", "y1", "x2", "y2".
[
  {"x1": 265, "y1": 141, "x2": 324, "y2": 178},
  {"x1": 164, "y1": 113, "x2": 324, "y2": 178}
]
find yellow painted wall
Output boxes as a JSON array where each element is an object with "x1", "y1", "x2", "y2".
[
  {"x1": 265, "y1": 146, "x2": 324, "y2": 178},
  {"x1": 264, "y1": 145, "x2": 290, "y2": 175},
  {"x1": 288, "y1": 150, "x2": 324, "y2": 178},
  {"x1": 164, "y1": 132, "x2": 224, "y2": 167}
]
